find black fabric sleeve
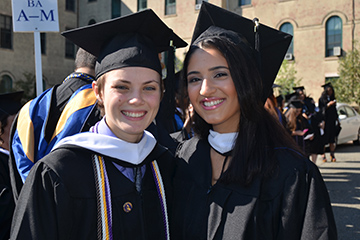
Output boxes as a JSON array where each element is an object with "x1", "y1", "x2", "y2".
[
  {"x1": 10, "y1": 162, "x2": 73, "y2": 240},
  {"x1": 277, "y1": 162, "x2": 337, "y2": 239}
]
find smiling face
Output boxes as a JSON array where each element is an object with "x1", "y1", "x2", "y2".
[
  {"x1": 186, "y1": 47, "x2": 240, "y2": 133},
  {"x1": 93, "y1": 67, "x2": 161, "y2": 143}
]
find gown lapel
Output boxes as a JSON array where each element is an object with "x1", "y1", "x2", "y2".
[{"x1": 188, "y1": 138, "x2": 262, "y2": 239}]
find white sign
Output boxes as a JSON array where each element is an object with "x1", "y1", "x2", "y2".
[{"x1": 12, "y1": 0, "x2": 59, "y2": 32}]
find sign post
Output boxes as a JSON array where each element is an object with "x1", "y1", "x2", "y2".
[{"x1": 12, "y1": 0, "x2": 59, "y2": 96}]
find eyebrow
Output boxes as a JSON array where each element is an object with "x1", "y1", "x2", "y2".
[
  {"x1": 116, "y1": 79, "x2": 160, "y2": 85},
  {"x1": 187, "y1": 66, "x2": 229, "y2": 76}
]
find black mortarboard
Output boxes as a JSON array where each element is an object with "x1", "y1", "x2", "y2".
[
  {"x1": 288, "y1": 99, "x2": 303, "y2": 109},
  {"x1": 191, "y1": 2, "x2": 292, "y2": 102},
  {"x1": 293, "y1": 86, "x2": 305, "y2": 91},
  {"x1": 321, "y1": 82, "x2": 333, "y2": 89},
  {"x1": 0, "y1": 91, "x2": 24, "y2": 120},
  {"x1": 62, "y1": 9, "x2": 187, "y2": 79},
  {"x1": 285, "y1": 92, "x2": 297, "y2": 102},
  {"x1": 272, "y1": 84, "x2": 281, "y2": 89}
]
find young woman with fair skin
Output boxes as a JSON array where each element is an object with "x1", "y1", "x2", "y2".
[
  {"x1": 93, "y1": 67, "x2": 161, "y2": 143},
  {"x1": 11, "y1": 10, "x2": 185, "y2": 240},
  {"x1": 172, "y1": 2, "x2": 337, "y2": 239}
]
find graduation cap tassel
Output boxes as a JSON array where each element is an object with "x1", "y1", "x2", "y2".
[
  {"x1": 161, "y1": 41, "x2": 176, "y2": 133},
  {"x1": 252, "y1": 18, "x2": 261, "y2": 70},
  {"x1": 253, "y1": 18, "x2": 260, "y2": 51},
  {"x1": 253, "y1": 18, "x2": 266, "y2": 100}
]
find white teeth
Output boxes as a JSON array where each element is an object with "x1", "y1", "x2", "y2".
[
  {"x1": 203, "y1": 99, "x2": 223, "y2": 107},
  {"x1": 123, "y1": 111, "x2": 145, "y2": 118}
]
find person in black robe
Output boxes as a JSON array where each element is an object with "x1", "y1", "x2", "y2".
[
  {"x1": 292, "y1": 86, "x2": 325, "y2": 163},
  {"x1": 172, "y1": 3, "x2": 337, "y2": 239},
  {"x1": 285, "y1": 100, "x2": 314, "y2": 156},
  {"x1": 318, "y1": 82, "x2": 339, "y2": 162},
  {"x1": 8, "y1": 48, "x2": 100, "y2": 201},
  {"x1": 10, "y1": 10, "x2": 187, "y2": 240},
  {"x1": 0, "y1": 91, "x2": 23, "y2": 240}
]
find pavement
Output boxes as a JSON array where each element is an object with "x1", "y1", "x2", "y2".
[{"x1": 316, "y1": 142, "x2": 360, "y2": 240}]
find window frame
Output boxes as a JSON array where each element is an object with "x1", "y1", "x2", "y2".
[
  {"x1": 280, "y1": 22, "x2": 294, "y2": 55},
  {"x1": 0, "y1": 74, "x2": 13, "y2": 93},
  {"x1": 344, "y1": 106, "x2": 356, "y2": 118},
  {"x1": 165, "y1": 0, "x2": 176, "y2": 15},
  {"x1": 0, "y1": 14, "x2": 13, "y2": 49},
  {"x1": 65, "y1": 0, "x2": 76, "y2": 12},
  {"x1": 325, "y1": 16, "x2": 342, "y2": 57},
  {"x1": 138, "y1": 0, "x2": 147, "y2": 11},
  {"x1": 239, "y1": 0, "x2": 251, "y2": 6},
  {"x1": 112, "y1": 0, "x2": 121, "y2": 18}
]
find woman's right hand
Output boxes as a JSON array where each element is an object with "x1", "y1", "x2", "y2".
[{"x1": 293, "y1": 130, "x2": 305, "y2": 136}]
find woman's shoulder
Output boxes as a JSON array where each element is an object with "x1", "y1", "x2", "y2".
[
  {"x1": 40, "y1": 145, "x2": 93, "y2": 169},
  {"x1": 260, "y1": 147, "x2": 321, "y2": 200},
  {"x1": 34, "y1": 145, "x2": 96, "y2": 194},
  {"x1": 272, "y1": 147, "x2": 318, "y2": 173}
]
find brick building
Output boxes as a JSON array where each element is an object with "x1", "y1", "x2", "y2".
[{"x1": 1, "y1": 0, "x2": 359, "y2": 100}]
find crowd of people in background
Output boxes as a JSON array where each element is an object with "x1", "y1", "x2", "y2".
[
  {"x1": 0, "y1": 2, "x2": 339, "y2": 239},
  {"x1": 267, "y1": 82, "x2": 340, "y2": 164}
]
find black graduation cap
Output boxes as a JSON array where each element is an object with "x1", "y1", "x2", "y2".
[
  {"x1": 293, "y1": 86, "x2": 305, "y2": 91},
  {"x1": 62, "y1": 9, "x2": 187, "y2": 79},
  {"x1": 285, "y1": 92, "x2": 297, "y2": 102},
  {"x1": 321, "y1": 82, "x2": 333, "y2": 89},
  {"x1": 288, "y1": 99, "x2": 303, "y2": 109},
  {"x1": 0, "y1": 91, "x2": 24, "y2": 121},
  {"x1": 273, "y1": 84, "x2": 281, "y2": 89},
  {"x1": 191, "y1": 2, "x2": 292, "y2": 102}
]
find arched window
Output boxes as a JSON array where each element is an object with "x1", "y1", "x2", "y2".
[
  {"x1": 88, "y1": 19, "x2": 96, "y2": 25},
  {"x1": 280, "y1": 22, "x2": 294, "y2": 55},
  {"x1": 0, "y1": 74, "x2": 13, "y2": 93},
  {"x1": 326, "y1": 16, "x2": 342, "y2": 57}
]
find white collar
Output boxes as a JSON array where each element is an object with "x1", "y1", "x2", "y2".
[
  {"x1": 53, "y1": 130, "x2": 157, "y2": 165},
  {"x1": 208, "y1": 130, "x2": 238, "y2": 154}
]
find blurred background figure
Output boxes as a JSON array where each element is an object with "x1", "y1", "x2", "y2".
[
  {"x1": 292, "y1": 86, "x2": 325, "y2": 163},
  {"x1": 0, "y1": 91, "x2": 23, "y2": 240},
  {"x1": 9, "y1": 48, "x2": 100, "y2": 201},
  {"x1": 285, "y1": 99, "x2": 314, "y2": 156},
  {"x1": 265, "y1": 84, "x2": 288, "y2": 130},
  {"x1": 293, "y1": 86, "x2": 316, "y2": 118},
  {"x1": 276, "y1": 94, "x2": 285, "y2": 113},
  {"x1": 319, "y1": 82, "x2": 339, "y2": 162}
]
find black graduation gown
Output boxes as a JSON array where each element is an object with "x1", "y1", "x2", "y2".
[
  {"x1": 309, "y1": 111, "x2": 325, "y2": 154},
  {"x1": 10, "y1": 144, "x2": 175, "y2": 240},
  {"x1": 172, "y1": 137, "x2": 337, "y2": 240},
  {"x1": 293, "y1": 115, "x2": 313, "y2": 156},
  {"x1": 0, "y1": 151, "x2": 15, "y2": 240},
  {"x1": 318, "y1": 95, "x2": 338, "y2": 144}
]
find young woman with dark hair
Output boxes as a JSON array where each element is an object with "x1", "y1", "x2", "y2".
[
  {"x1": 172, "y1": 2, "x2": 337, "y2": 239},
  {"x1": 319, "y1": 83, "x2": 339, "y2": 162}
]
